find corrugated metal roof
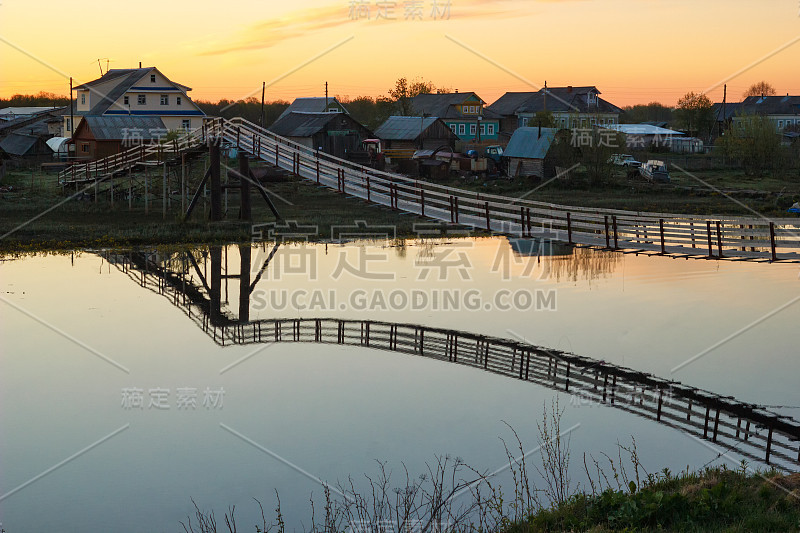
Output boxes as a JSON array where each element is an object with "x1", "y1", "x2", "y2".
[
  {"x1": 602, "y1": 124, "x2": 683, "y2": 135},
  {"x1": 487, "y1": 92, "x2": 538, "y2": 116},
  {"x1": 373, "y1": 116, "x2": 440, "y2": 140},
  {"x1": 83, "y1": 116, "x2": 167, "y2": 140},
  {"x1": 0, "y1": 133, "x2": 39, "y2": 156},
  {"x1": 503, "y1": 127, "x2": 558, "y2": 159},
  {"x1": 276, "y1": 97, "x2": 348, "y2": 121},
  {"x1": 268, "y1": 112, "x2": 342, "y2": 137}
]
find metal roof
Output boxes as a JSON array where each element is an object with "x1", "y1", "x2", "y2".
[
  {"x1": 409, "y1": 92, "x2": 502, "y2": 119},
  {"x1": 373, "y1": 116, "x2": 440, "y2": 140},
  {"x1": 503, "y1": 127, "x2": 558, "y2": 159},
  {"x1": 268, "y1": 112, "x2": 345, "y2": 137},
  {"x1": 82, "y1": 116, "x2": 167, "y2": 140},
  {"x1": 487, "y1": 92, "x2": 540, "y2": 116},
  {"x1": 0, "y1": 107, "x2": 58, "y2": 118},
  {"x1": 276, "y1": 97, "x2": 348, "y2": 121},
  {"x1": 0, "y1": 133, "x2": 39, "y2": 156},
  {"x1": 602, "y1": 124, "x2": 683, "y2": 136}
]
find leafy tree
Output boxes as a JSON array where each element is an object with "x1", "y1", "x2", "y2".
[
  {"x1": 675, "y1": 91, "x2": 714, "y2": 138},
  {"x1": 719, "y1": 114, "x2": 784, "y2": 176},
  {"x1": 742, "y1": 81, "x2": 777, "y2": 98},
  {"x1": 338, "y1": 95, "x2": 395, "y2": 130},
  {"x1": 532, "y1": 111, "x2": 554, "y2": 128},
  {"x1": 621, "y1": 102, "x2": 674, "y2": 124},
  {"x1": 388, "y1": 77, "x2": 437, "y2": 115}
]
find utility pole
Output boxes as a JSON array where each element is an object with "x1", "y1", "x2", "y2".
[
  {"x1": 721, "y1": 84, "x2": 727, "y2": 136},
  {"x1": 260, "y1": 81, "x2": 265, "y2": 128},
  {"x1": 543, "y1": 80, "x2": 547, "y2": 114},
  {"x1": 69, "y1": 77, "x2": 74, "y2": 137}
]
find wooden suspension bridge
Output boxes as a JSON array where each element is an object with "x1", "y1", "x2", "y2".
[
  {"x1": 61, "y1": 117, "x2": 800, "y2": 262},
  {"x1": 97, "y1": 246, "x2": 800, "y2": 472}
]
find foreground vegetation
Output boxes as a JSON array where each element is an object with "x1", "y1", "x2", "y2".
[{"x1": 179, "y1": 404, "x2": 799, "y2": 533}]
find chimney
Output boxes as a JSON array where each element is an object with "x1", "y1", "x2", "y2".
[
  {"x1": 139, "y1": 62, "x2": 142, "y2": 68},
  {"x1": 455, "y1": 89, "x2": 458, "y2": 93},
  {"x1": 567, "y1": 86, "x2": 573, "y2": 93}
]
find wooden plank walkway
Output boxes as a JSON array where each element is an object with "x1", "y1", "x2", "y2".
[
  {"x1": 62, "y1": 117, "x2": 800, "y2": 262},
  {"x1": 105, "y1": 249, "x2": 800, "y2": 472}
]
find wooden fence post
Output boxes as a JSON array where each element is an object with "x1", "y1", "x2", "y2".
[
  {"x1": 567, "y1": 212, "x2": 573, "y2": 244},
  {"x1": 612, "y1": 215, "x2": 619, "y2": 249},
  {"x1": 716, "y1": 221, "x2": 723, "y2": 258},
  {"x1": 485, "y1": 201, "x2": 491, "y2": 231},
  {"x1": 706, "y1": 221, "x2": 713, "y2": 257},
  {"x1": 604, "y1": 215, "x2": 610, "y2": 248},
  {"x1": 659, "y1": 219, "x2": 666, "y2": 254},
  {"x1": 770, "y1": 222, "x2": 777, "y2": 261},
  {"x1": 420, "y1": 189, "x2": 425, "y2": 216}
]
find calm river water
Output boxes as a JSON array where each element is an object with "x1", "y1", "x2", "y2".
[{"x1": 1, "y1": 237, "x2": 798, "y2": 531}]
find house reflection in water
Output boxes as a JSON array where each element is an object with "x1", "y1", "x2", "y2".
[{"x1": 507, "y1": 237, "x2": 621, "y2": 282}]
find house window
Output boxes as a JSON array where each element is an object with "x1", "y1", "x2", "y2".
[
  {"x1": 449, "y1": 123, "x2": 456, "y2": 132},
  {"x1": 150, "y1": 74, "x2": 156, "y2": 83},
  {"x1": 182, "y1": 119, "x2": 191, "y2": 130},
  {"x1": 487, "y1": 124, "x2": 495, "y2": 135},
  {"x1": 608, "y1": 118, "x2": 614, "y2": 124},
  {"x1": 81, "y1": 143, "x2": 89, "y2": 153},
  {"x1": 160, "y1": 95, "x2": 168, "y2": 105},
  {"x1": 520, "y1": 117, "x2": 529, "y2": 127},
  {"x1": 778, "y1": 120, "x2": 784, "y2": 129},
  {"x1": 177, "y1": 96, "x2": 182, "y2": 106},
  {"x1": 470, "y1": 124, "x2": 476, "y2": 135},
  {"x1": 123, "y1": 96, "x2": 129, "y2": 105},
  {"x1": 80, "y1": 93, "x2": 85, "y2": 105},
  {"x1": 66, "y1": 118, "x2": 71, "y2": 131},
  {"x1": 458, "y1": 123, "x2": 465, "y2": 135},
  {"x1": 137, "y1": 94, "x2": 146, "y2": 105},
  {"x1": 480, "y1": 124, "x2": 485, "y2": 135}
]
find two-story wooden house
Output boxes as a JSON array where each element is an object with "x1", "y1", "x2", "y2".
[
  {"x1": 409, "y1": 92, "x2": 501, "y2": 144},
  {"x1": 65, "y1": 66, "x2": 206, "y2": 137},
  {"x1": 488, "y1": 86, "x2": 621, "y2": 135}
]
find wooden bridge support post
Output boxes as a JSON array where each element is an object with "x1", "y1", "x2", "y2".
[
  {"x1": 209, "y1": 139, "x2": 223, "y2": 221},
  {"x1": 209, "y1": 246, "x2": 222, "y2": 327},
  {"x1": 162, "y1": 161, "x2": 167, "y2": 219},
  {"x1": 181, "y1": 153, "x2": 187, "y2": 214},
  {"x1": 769, "y1": 222, "x2": 777, "y2": 261},
  {"x1": 567, "y1": 212, "x2": 573, "y2": 244},
  {"x1": 239, "y1": 244, "x2": 251, "y2": 323},
  {"x1": 238, "y1": 151, "x2": 252, "y2": 221}
]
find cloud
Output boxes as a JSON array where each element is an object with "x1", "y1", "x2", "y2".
[{"x1": 200, "y1": 0, "x2": 571, "y2": 56}]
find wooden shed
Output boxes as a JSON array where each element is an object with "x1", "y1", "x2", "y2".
[
  {"x1": 373, "y1": 116, "x2": 458, "y2": 151},
  {"x1": 268, "y1": 112, "x2": 374, "y2": 159},
  {"x1": 503, "y1": 127, "x2": 558, "y2": 178},
  {"x1": 70, "y1": 116, "x2": 168, "y2": 160}
]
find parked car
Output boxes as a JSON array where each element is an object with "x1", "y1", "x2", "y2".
[
  {"x1": 608, "y1": 154, "x2": 642, "y2": 168},
  {"x1": 640, "y1": 160, "x2": 670, "y2": 183}
]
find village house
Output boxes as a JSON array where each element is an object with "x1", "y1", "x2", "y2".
[
  {"x1": 276, "y1": 97, "x2": 349, "y2": 122},
  {"x1": 70, "y1": 116, "x2": 169, "y2": 160},
  {"x1": 409, "y1": 92, "x2": 501, "y2": 144},
  {"x1": 65, "y1": 66, "x2": 206, "y2": 139},
  {"x1": 267, "y1": 111, "x2": 373, "y2": 159},
  {"x1": 488, "y1": 86, "x2": 622, "y2": 135},
  {"x1": 714, "y1": 95, "x2": 800, "y2": 132},
  {"x1": 373, "y1": 116, "x2": 458, "y2": 151}
]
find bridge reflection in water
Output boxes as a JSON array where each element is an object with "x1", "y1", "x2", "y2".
[{"x1": 102, "y1": 243, "x2": 800, "y2": 472}]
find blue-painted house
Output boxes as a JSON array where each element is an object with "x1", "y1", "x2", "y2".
[{"x1": 409, "y1": 92, "x2": 501, "y2": 144}]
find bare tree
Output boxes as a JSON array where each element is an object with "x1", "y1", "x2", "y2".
[{"x1": 743, "y1": 81, "x2": 777, "y2": 98}]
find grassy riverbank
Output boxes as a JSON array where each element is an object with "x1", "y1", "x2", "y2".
[
  {"x1": 517, "y1": 467, "x2": 800, "y2": 532},
  {"x1": 1, "y1": 165, "x2": 798, "y2": 252},
  {"x1": 0, "y1": 169, "x2": 428, "y2": 252}
]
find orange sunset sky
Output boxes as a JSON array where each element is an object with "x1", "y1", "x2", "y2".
[{"x1": 1, "y1": 0, "x2": 799, "y2": 107}]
